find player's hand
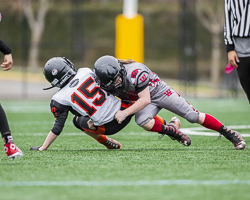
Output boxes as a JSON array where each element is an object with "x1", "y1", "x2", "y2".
[
  {"x1": 87, "y1": 119, "x2": 96, "y2": 130},
  {"x1": 115, "y1": 110, "x2": 127, "y2": 124},
  {"x1": 1, "y1": 54, "x2": 13, "y2": 71},
  {"x1": 228, "y1": 51, "x2": 239, "y2": 69},
  {"x1": 30, "y1": 146, "x2": 41, "y2": 151}
]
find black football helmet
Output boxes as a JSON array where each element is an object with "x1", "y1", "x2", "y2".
[
  {"x1": 94, "y1": 55, "x2": 126, "y2": 91},
  {"x1": 43, "y1": 57, "x2": 76, "y2": 90}
]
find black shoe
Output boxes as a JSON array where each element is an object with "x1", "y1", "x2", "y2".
[
  {"x1": 219, "y1": 125, "x2": 246, "y2": 150},
  {"x1": 159, "y1": 124, "x2": 191, "y2": 146},
  {"x1": 102, "y1": 137, "x2": 122, "y2": 149}
]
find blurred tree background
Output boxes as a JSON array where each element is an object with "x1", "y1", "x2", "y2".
[{"x1": 0, "y1": 0, "x2": 241, "y2": 98}]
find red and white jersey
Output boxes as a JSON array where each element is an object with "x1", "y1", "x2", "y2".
[
  {"x1": 52, "y1": 68, "x2": 121, "y2": 126},
  {"x1": 107, "y1": 62, "x2": 161, "y2": 101}
]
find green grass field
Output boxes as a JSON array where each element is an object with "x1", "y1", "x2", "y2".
[{"x1": 0, "y1": 98, "x2": 250, "y2": 200}]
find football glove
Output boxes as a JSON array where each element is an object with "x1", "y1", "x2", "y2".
[{"x1": 30, "y1": 146, "x2": 41, "y2": 151}]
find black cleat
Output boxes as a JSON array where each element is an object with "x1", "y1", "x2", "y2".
[
  {"x1": 159, "y1": 124, "x2": 191, "y2": 146},
  {"x1": 102, "y1": 137, "x2": 122, "y2": 149},
  {"x1": 219, "y1": 125, "x2": 246, "y2": 150}
]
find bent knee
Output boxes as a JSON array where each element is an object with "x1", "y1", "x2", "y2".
[
  {"x1": 185, "y1": 111, "x2": 199, "y2": 123},
  {"x1": 141, "y1": 121, "x2": 152, "y2": 131},
  {"x1": 72, "y1": 116, "x2": 79, "y2": 128}
]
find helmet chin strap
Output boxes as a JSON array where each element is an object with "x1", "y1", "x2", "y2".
[
  {"x1": 43, "y1": 85, "x2": 55, "y2": 90},
  {"x1": 43, "y1": 75, "x2": 75, "y2": 90}
]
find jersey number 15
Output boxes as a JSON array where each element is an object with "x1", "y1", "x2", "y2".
[{"x1": 71, "y1": 77, "x2": 106, "y2": 116}]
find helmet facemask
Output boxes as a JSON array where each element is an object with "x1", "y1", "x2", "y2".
[
  {"x1": 94, "y1": 55, "x2": 127, "y2": 91},
  {"x1": 102, "y1": 62, "x2": 126, "y2": 91}
]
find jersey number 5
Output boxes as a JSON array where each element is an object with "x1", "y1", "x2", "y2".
[{"x1": 71, "y1": 77, "x2": 106, "y2": 116}]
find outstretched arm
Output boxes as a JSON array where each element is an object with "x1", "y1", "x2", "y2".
[
  {"x1": 39, "y1": 131, "x2": 58, "y2": 150},
  {"x1": 30, "y1": 131, "x2": 58, "y2": 151},
  {"x1": 115, "y1": 86, "x2": 151, "y2": 124}
]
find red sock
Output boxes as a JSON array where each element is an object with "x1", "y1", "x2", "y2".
[
  {"x1": 201, "y1": 114, "x2": 223, "y2": 132},
  {"x1": 149, "y1": 119, "x2": 163, "y2": 133},
  {"x1": 154, "y1": 115, "x2": 165, "y2": 125},
  {"x1": 96, "y1": 135, "x2": 107, "y2": 143}
]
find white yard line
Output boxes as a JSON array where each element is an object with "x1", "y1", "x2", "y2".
[
  {"x1": 13, "y1": 124, "x2": 250, "y2": 137},
  {"x1": 181, "y1": 125, "x2": 250, "y2": 137},
  {"x1": 0, "y1": 180, "x2": 250, "y2": 186}
]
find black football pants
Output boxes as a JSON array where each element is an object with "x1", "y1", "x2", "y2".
[{"x1": 0, "y1": 104, "x2": 11, "y2": 136}]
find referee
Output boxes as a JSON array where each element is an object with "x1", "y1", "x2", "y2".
[{"x1": 224, "y1": 0, "x2": 250, "y2": 103}]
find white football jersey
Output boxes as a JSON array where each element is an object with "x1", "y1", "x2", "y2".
[{"x1": 52, "y1": 68, "x2": 121, "y2": 126}]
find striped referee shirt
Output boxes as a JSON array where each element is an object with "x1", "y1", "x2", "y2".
[{"x1": 224, "y1": 0, "x2": 250, "y2": 52}]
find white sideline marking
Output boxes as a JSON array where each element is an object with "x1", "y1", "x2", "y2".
[
  {"x1": 181, "y1": 125, "x2": 250, "y2": 137},
  {"x1": 0, "y1": 180, "x2": 250, "y2": 186},
  {"x1": 13, "y1": 125, "x2": 250, "y2": 137}
]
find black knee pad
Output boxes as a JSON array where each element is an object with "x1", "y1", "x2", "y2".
[
  {"x1": 74, "y1": 115, "x2": 91, "y2": 130},
  {"x1": 185, "y1": 111, "x2": 199, "y2": 123}
]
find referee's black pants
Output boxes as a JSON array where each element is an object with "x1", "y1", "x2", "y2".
[{"x1": 237, "y1": 56, "x2": 250, "y2": 103}]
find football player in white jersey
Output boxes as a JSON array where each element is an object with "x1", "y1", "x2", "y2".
[
  {"x1": 30, "y1": 57, "x2": 168, "y2": 151},
  {"x1": 94, "y1": 55, "x2": 246, "y2": 150}
]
